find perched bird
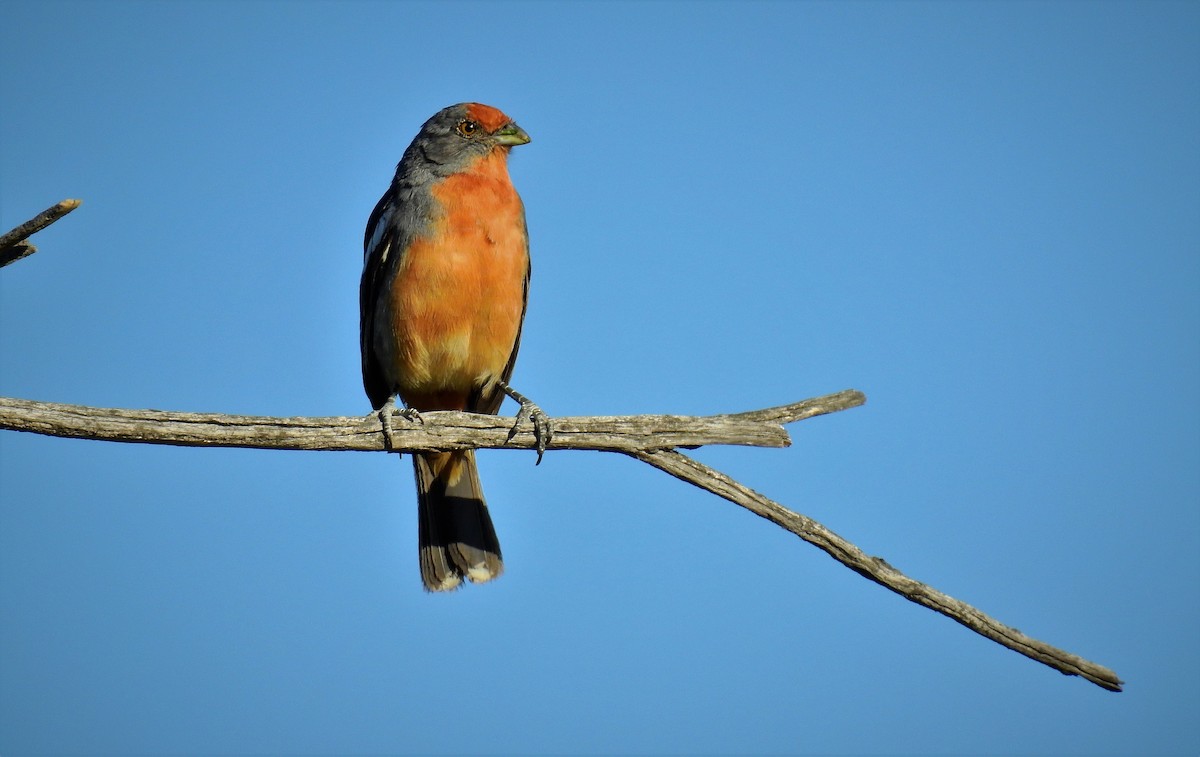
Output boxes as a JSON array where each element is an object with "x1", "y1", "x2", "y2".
[{"x1": 360, "y1": 102, "x2": 546, "y2": 591}]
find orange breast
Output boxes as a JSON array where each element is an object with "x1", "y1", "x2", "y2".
[{"x1": 384, "y1": 151, "x2": 528, "y2": 411}]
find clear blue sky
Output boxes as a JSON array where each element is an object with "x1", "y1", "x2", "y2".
[{"x1": 2, "y1": 1, "x2": 1197, "y2": 753}]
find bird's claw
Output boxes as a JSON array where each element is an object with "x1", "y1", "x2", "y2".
[
  {"x1": 373, "y1": 397, "x2": 424, "y2": 452},
  {"x1": 499, "y1": 381, "x2": 552, "y2": 464},
  {"x1": 511, "y1": 400, "x2": 552, "y2": 464},
  {"x1": 398, "y1": 406, "x2": 425, "y2": 424}
]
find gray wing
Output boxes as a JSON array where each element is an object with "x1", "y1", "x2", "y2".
[{"x1": 360, "y1": 185, "x2": 398, "y2": 410}]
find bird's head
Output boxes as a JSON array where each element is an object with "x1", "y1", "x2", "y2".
[{"x1": 404, "y1": 102, "x2": 530, "y2": 175}]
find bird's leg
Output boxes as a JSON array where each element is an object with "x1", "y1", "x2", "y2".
[
  {"x1": 374, "y1": 396, "x2": 400, "y2": 451},
  {"x1": 498, "y1": 380, "x2": 552, "y2": 464},
  {"x1": 372, "y1": 395, "x2": 424, "y2": 452}
]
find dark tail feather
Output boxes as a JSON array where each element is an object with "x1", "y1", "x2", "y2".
[{"x1": 413, "y1": 450, "x2": 503, "y2": 592}]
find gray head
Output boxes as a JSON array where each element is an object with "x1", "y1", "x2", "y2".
[{"x1": 398, "y1": 102, "x2": 530, "y2": 179}]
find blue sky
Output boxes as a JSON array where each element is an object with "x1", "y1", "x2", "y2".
[{"x1": 1, "y1": 1, "x2": 1197, "y2": 753}]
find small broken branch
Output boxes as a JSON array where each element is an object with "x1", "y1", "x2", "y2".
[
  {"x1": 0, "y1": 198, "x2": 81, "y2": 268},
  {"x1": 0, "y1": 240, "x2": 37, "y2": 268}
]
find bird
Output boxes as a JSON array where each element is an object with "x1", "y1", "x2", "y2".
[{"x1": 359, "y1": 102, "x2": 547, "y2": 591}]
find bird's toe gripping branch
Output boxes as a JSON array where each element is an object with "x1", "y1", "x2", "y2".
[
  {"x1": 499, "y1": 381, "x2": 552, "y2": 464},
  {"x1": 373, "y1": 396, "x2": 425, "y2": 451}
]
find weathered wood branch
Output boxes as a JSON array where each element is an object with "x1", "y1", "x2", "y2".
[
  {"x1": 0, "y1": 198, "x2": 81, "y2": 268},
  {"x1": 0, "y1": 387, "x2": 1122, "y2": 691},
  {"x1": 0, "y1": 390, "x2": 864, "y2": 453},
  {"x1": 630, "y1": 448, "x2": 1124, "y2": 692}
]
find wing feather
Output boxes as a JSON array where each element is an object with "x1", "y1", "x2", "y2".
[{"x1": 360, "y1": 186, "x2": 398, "y2": 409}]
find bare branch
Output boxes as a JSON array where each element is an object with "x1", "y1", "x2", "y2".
[
  {"x1": 629, "y1": 448, "x2": 1124, "y2": 692},
  {"x1": 0, "y1": 386, "x2": 1121, "y2": 690},
  {"x1": 0, "y1": 393, "x2": 823, "y2": 453},
  {"x1": 0, "y1": 198, "x2": 81, "y2": 267}
]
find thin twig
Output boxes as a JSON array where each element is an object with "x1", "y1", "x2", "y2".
[
  {"x1": 731, "y1": 389, "x2": 866, "y2": 424},
  {"x1": 0, "y1": 198, "x2": 81, "y2": 267},
  {"x1": 628, "y1": 448, "x2": 1124, "y2": 692}
]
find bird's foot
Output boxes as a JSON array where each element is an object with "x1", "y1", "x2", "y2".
[
  {"x1": 373, "y1": 396, "x2": 424, "y2": 452},
  {"x1": 499, "y1": 381, "x2": 552, "y2": 465}
]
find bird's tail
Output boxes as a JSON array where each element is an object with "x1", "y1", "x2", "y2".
[{"x1": 412, "y1": 450, "x2": 503, "y2": 591}]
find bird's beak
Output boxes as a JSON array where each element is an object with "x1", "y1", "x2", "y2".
[{"x1": 493, "y1": 123, "x2": 531, "y2": 146}]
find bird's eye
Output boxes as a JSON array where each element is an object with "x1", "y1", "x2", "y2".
[{"x1": 456, "y1": 120, "x2": 479, "y2": 137}]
